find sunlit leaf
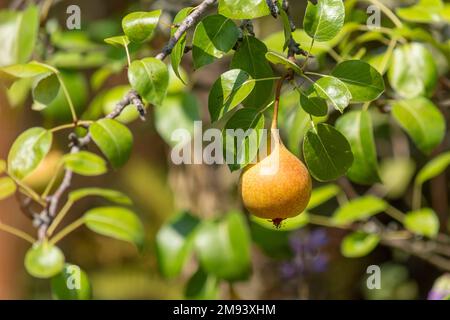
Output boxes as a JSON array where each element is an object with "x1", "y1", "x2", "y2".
[
  {"x1": 303, "y1": 0, "x2": 345, "y2": 42},
  {"x1": 84, "y1": 206, "x2": 144, "y2": 248},
  {"x1": 121, "y1": 10, "x2": 161, "y2": 43},
  {"x1": 415, "y1": 152, "x2": 450, "y2": 186},
  {"x1": 7, "y1": 127, "x2": 52, "y2": 179},
  {"x1": 333, "y1": 196, "x2": 387, "y2": 225},
  {"x1": 313, "y1": 76, "x2": 352, "y2": 112},
  {"x1": 0, "y1": 177, "x2": 16, "y2": 200},
  {"x1": 341, "y1": 232, "x2": 380, "y2": 258},
  {"x1": 404, "y1": 208, "x2": 439, "y2": 238},
  {"x1": 63, "y1": 151, "x2": 107, "y2": 176},
  {"x1": 69, "y1": 188, "x2": 132, "y2": 205},
  {"x1": 171, "y1": 7, "x2": 193, "y2": 82},
  {"x1": 24, "y1": 242, "x2": 65, "y2": 279},
  {"x1": 218, "y1": 0, "x2": 274, "y2": 19}
]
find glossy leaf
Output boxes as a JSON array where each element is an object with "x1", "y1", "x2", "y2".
[
  {"x1": 90, "y1": 119, "x2": 133, "y2": 169},
  {"x1": 392, "y1": 97, "x2": 445, "y2": 155},
  {"x1": 415, "y1": 152, "x2": 450, "y2": 186},
  {"x1": 333, "y1": 196, "x2": 388, "y2": 225},
  {"x1": 404, "y1": 208, "x2": 439, "y2": 238},
  {"x1": 388, "y1": 43, "x2": 437, "y2": 98},
  {"x1": 299, "y1": 91, "x2": 328, "y2": 117},
  {"x1": 51, "y1": 264, "x2": 91, "y2": 300},
  {"x1": 303, "y1": 123, "x2": 353, "y2": 181},
  {"x1": 341, "y1": 232, "x2": 380, "y2": 258},
  {"x1": 313, "y1": 76, "x2": 352, "y2": 112},
  {"x1": 208, "y1": 69, "x2": 255, "y2": 122},
  {"x1": 63, "y1": 151, "x2": 107, "y2": 176},
  {"x1": 218, "y1": 0, "x2": 273, "y2": 19},
  {"x1": 121, "y1": 10, "x2": 161, "y2": 43},
  {"x1": 336, "y1": 110, "x2": 380, "y2": 185},
  {"x1": 185, "y1": 268, "x2": 219, "y2": 300},
  {"x1": 192, "y1": 14, "x2": 239, "y2": 69},
  {"x1": 104, "y1": 35, "x2": 130, "y2": 48},
  {"x1": 0, "y1": 5, "x2": 39, "y2": 66},
  {"x1": 84, "y1": 206, "x2": 144, "y2": 248},
  {"x1": 0, "y1": 177, "x2": 16, "y2": 200},
  {"x1": 303, "y1": 0, "x2": 345, "y2": 42},
  {"x1": 68, "y1": 188, "x2": 132, "y2": 205},
  {"x1": 156, "y1": 211, "x2": 200, "y2": 278},
  {"x1": 32, "y1": 73, "x2": 60, "y2": 106},
  {"x1": 24, "y1": 242, "x2": 65, "y2": 279},
  {"x1": 7, "y1": 127, "x2": 52, "y2": 179},
  {"x1": 331, "y1": 60, "x2": 384, "y2": 102},
  {"x1": 265, "y1": 51, "x2": 302, "y2": 75},
  {"x1": 128, "y1": 57, "x2": 169, "y2": 107},
  {"x1": 223, "y1": 108, "x2": 265, "y2": 171},
  {"x1": 195, "y1": 212, "x2": 251, "y2": 281},
  {"x1": 231, "y1": 36, "x2": 274, "y2": 109},
  {"x1": 171, "y1": 7, "x2": 193, "y2": 82}
]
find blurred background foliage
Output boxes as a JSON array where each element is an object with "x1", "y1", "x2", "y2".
[{"x1": 0, "y1": 0, "x2": 449, "y2": 300}]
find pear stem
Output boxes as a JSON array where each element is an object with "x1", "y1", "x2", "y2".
[{"x1": 271, "y1": 75, "x2": 288, "y2": 130}]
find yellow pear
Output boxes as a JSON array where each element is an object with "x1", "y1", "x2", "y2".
[{"x1": 239, "y1": 132, "x2": 312, "y2": 226}]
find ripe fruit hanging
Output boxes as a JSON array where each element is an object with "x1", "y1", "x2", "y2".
[
  {"x1": 239, "y1": 131, "x2": 312, "y2": 227},
  {"x1": 239, "y1": 75, "x2": 312, "y2": 227}
]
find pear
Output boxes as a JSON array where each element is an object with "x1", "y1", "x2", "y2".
[{"x1": 239, "y1": 131, "x2": 312, "y2": 226}]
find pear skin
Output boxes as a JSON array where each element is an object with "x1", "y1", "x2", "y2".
[{"x1": 239, "y1": 136, "x2": 312, "y2": 223}]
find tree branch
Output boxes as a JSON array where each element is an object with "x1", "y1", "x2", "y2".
[{"x1": 37, "y1": 0, "x2": 218, "y2": 241}]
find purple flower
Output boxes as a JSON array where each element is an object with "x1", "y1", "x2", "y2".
[{"x1": 428, "y1": 274, "x2": 450, "y2": 300}]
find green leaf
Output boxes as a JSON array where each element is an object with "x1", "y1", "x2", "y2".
[
  {"x1": 208, "y1": 69, "x2": 255, "y2": 122},
  {"x1": 388, "y1": 42, "x2": 437, "y2": 98},
  {"x1": 84, "y1": 206, "x2": 144, "y2": 248},
  {"x1": 335, "y1": 110, "x2": 380, "y2": 185},
  {"x1": 104, "y1": 35, "x2": 130, "y2": 48},
  {"x1": 404, "y1": 208, "x2": 439, "y2": 238},
  {"x1": 303, "y1": 123, "x2": 353, "y2": 181},
  {"x1": 90, "y1": 119, "x2": 133, "y2": 169},
  {"x1": 171, "y1": 7, "x2": 193, "y2": 83},
  {"x1": 195, "y1": 212, "x2": 251, "y2": 281},
  {"x1": 396, "y1": 0, "x2": 445, "y2": 24},
  {"x1": 121, "y1": 10, "x2": 161, "y2": 43},
  {"x1": 156, "y1": 211, "x2": 200, "y2": 278},
  {"x1": 223, "y1": 108, "x2": 265, "y2": 171},
  {"x1": 231, "y1": 36, "x2": 274, "y2": 109},
  {"x1": 1, "y1": 61, "x2": 54, "y2": 78},
  {"x1": 68, "y1": 188, "x2": 132, "y2": 205},
  {"x1": 154, "y1": 93, "x2": 200, "y2": 147},
  {"x1": 265, "y1": 51, "x2": 303, "y2": 75},
  {"x1": 185, "y1": 268, "x2": 219, "y2": 300},
  {"x1": 313, "y1": 76, "x2": 352, "y2": 112},
  {"x1": 341, "y1": 232, "x2": 380, "y2": 258},
  {"x1": 51, "y1": 264, "x2": 91, "y2": 300},
  {"x1": 303, "y1": 0, "x2": 345, "y2": 42},
  {"x1": 192, "y1": 14, "x2": 239, "y2": 69},
  {"x1": 392, "y1": 97, "x2": 445, "y2": 155},
  {"x1": 251, "y1": 212, "x2": 309, "y2": 231},
  {"x1": 333, "y1": 196, "x2": 388, "y2": 225},
  {"x1": 32, "y1": 73, "x2": 60, "y2": 106},
  {"x1": 415, "y1": 152, "x2": 450, "y2": 186},
  {"x1": 0, "y1": 5, "x2": 39, "y2": 66},
  {"x1": 331, "y1": 60, "x2": 384, "y2": 102},
  {"x1": 63, "y1": 151, "x2": 107, "y2": 176},
  {"x1": 0, "y1": 177, "x2": 16, "y2": 200},
  {"x1": 307, "y1": 184, "x2": 340, "y2": 209},
  {"x1": 24, "y1": 242, "x2": 65, "y2": 279},
  {"x1": 128, "y1": 57, "x2": 169, "y2": 107},
  {"x1": 218, "y1": 0, "x2": 273, "y2": 19},
  {"x1": 299, "y1": 91, "x2": 328, "y2": 117},
  {"x1": 7, "y1": 127, "x2": 52, "y2": 179}
]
